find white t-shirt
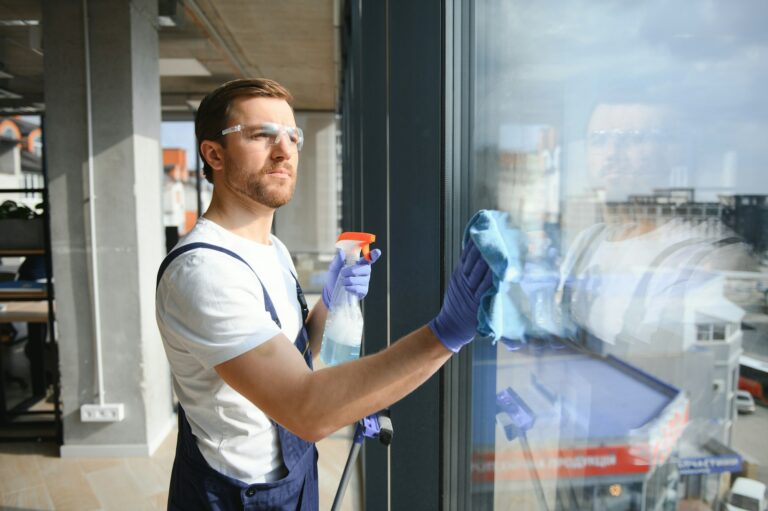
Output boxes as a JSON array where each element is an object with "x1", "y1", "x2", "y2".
[
  {"x1": 560, "y1": 220, "x2": 735, "y2": 348},
  {"x1": 156, "y1": 217, "x2": 303, "y2": 483}
]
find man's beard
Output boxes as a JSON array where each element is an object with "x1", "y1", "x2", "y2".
[{"x1": 226, "y1": 161, "x2": 296, "y2": 209}]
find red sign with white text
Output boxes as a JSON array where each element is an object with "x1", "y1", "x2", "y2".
[{"x1": 472, "y1": 401, "x2": 688, "y2": 482}]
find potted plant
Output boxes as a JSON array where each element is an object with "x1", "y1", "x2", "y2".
[{"x1": 0, "y1": 200, "x2": 45, "y2": 251}]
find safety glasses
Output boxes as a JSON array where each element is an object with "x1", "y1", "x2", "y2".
[{"x1": 220, "y1": 123, "x2": 304, "y2": 152}]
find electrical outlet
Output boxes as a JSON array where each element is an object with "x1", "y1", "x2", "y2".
[{"x1": 80, "y1": 403, "x2": 125, "y2": 422}]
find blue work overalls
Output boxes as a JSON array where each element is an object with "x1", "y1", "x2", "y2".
[{"x1": 157, "y1": 242, "x2": 318, "y2": 511}]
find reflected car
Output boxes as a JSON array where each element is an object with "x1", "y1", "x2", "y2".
[
  {"x1": 736, "y1": 390, "x2": 756, "y2": 414},
  {"x1": 724, "y1": 477, "x2": 766, "y2": 511}
]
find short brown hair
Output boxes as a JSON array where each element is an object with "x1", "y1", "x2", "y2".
[{"x1": 195, "y1": 78, "x2": 293, "y2": 183}]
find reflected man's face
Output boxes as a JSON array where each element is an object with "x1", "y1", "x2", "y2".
[{"x1": 587, "y1": 103, "x2": 679, "y2": 200}]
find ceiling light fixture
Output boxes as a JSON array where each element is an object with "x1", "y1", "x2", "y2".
[
  {"x1": 0, "y1": 88, "x2": 22, "y2": 99},
  {"x1": 158, "y1": 16, "x2": 176, "y2": 27},
  {"x1": 159, "y1": 58, "x2": 211, "y2": 77},
  {"x1": 0, "y1": 20, "x2": 40, "y2": 26},
  {"x1": 162, "y1": 105, "x2": 191, "y2": 112},
  {"x1": 158, "y1": 0, "x2": 183, "y2": 28}
]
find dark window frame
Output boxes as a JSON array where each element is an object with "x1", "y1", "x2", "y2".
[{"x1": 342, "y1": 0, "x2": 453, "y2": 508}]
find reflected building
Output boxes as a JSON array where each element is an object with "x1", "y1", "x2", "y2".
[
  {"x1": 558, "y1": 182, "x2": 760, "y2": 506},
  {"x1": 567, "y1": 240, "x2": 744, "y2": 446},
  {"x1": 492, "y1": 126, "x2": 561, "y2": 237},
  {"x1": 606, "y1": 189, "x2": 724, "y2": 231},
  {"x1": 0, "y1": 116, "x2": 44, "y2": 205},
  {"x1": 721, "y1": 195, "x2": 768, "y2": 261},
  {"x1": 597, "y1": 188, "x2": 768, "y2": 260},
  {"x1": 563, "y1": 187, "x2": 754, "y2": 446}
]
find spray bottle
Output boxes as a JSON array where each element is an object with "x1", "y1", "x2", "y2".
[{"x1": 320, "y1": 232, "x2": 376, "y2": 366}]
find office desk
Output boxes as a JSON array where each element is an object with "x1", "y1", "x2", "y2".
[
  {"x1": 0, "y1": 278, "x2": 48, "y2": 301},
  {"x1": 0, "y1": 301, "x2": 48, "y2": 323}
]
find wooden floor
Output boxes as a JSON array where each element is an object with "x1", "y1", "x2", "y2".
[{"x1": 0, "y1": 424, "x2": 361, "y2": 511}]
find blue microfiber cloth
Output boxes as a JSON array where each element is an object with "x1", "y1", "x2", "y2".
[{"x1": 464, "y1": 210, "x2": 528, "y2": 342}]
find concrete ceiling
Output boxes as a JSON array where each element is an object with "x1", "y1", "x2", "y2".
[{"x1": 0, "y1": 0, "x2": 338, "y2": 114}]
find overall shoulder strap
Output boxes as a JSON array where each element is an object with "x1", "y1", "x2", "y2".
[
  {"x1": 157, "y1": 242, "x2": 253, "y2": 287},
  {"x1": 618, "y1": 235, "x2": 743, "y2": 342},
  {"x1": 156, "y1": 242, "x2": 281, "y2": 328},
  {"x1": 270, "y1": 237, "x2": 309, "y2": 324}
]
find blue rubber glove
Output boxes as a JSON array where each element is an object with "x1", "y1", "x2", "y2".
[
  {"x1": 429, "y1": 240, "x2": 493, "y2": 352},
  {"x1": 322, "y1": 248, "x2": 382, "y2": 308}
]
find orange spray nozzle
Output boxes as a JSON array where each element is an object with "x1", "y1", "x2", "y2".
[{"x1": 337, "y1": 232, "x2": 376, "y2": 262}]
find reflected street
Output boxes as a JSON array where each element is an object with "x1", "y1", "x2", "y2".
[{"x1": 732, "y1": 404, "x2": 768, "y2": 487}]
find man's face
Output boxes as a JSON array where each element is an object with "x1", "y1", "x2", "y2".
[
  {"x1": 587, "y1": 103, "x2": 678, "y2": 201},
  {"x1": 220, "y1": 96, "x2": 300, "y2": 209}
]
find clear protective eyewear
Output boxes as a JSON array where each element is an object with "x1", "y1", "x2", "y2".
[
  {"x1": 220, "y1": 123, "x2": 304, "y2": 151},
  {"x1": 588, "y1": 128, "x2": 667, "y2": 147}
]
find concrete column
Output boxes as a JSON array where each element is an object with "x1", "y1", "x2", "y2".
[{"x1": 43, "y1": 0, "x2": 173, "y2": 456}]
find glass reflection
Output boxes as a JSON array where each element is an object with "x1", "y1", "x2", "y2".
[{"x1": 468, "y1": 1, "x2": 768, "y2": 510}]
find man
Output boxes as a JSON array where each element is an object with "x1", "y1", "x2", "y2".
[
  {"x1": 560, "y1": 101, "x2": 753, "y2": 351},
  {"x1": 155, "y1": 78, "x2": 492, "y2": 510}
]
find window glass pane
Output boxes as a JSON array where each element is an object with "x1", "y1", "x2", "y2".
[
  {"x1": 0, "y1": 114, "x2": 48, "y2": 412},
  {"x1": 275, "y1": 112, "x2": 341, "y2": 294},
  {"x1": 161, "y1": 121, "x2": 211, "y2": 252},
  {"x1": 712, "y1": 325, "x2": 726, "y2": 341},
  {"x1": 0, "y1": 115, "x2": 43, "y2": 198},
  {"x1": 467, "y1": 2, "x2": 768, "y2": 509}
]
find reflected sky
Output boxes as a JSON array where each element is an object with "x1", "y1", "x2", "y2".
[{"x1": 473, "y1": 0, "x2": 768, "y2": 200}]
